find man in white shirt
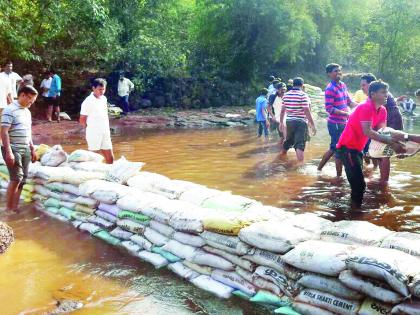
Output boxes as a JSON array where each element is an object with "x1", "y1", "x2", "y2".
[
  {"x1": 79, "y1": 78, "x2": 114, "y2": 164},
  {"x1": 40, "y1": 72, "x2": 53, "y2": 121},
  {"x1": 117, "y1": 72, "x2": 134, "y2": 115},
  {"x1": 0, "y1": 74, "x2": 13, "y2": 114},
  {"x1": 1, "y1": 61, "x2": 22, "y2": 99}
]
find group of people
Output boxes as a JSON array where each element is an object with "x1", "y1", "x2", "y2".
[{"x1": 256, "y1": 63, "x2": 420, "y2": 208}]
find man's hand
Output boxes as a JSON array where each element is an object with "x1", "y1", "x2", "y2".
[
  {"x1": 391, "y1": 142, "x2": 406, "y2": 154},
  {"x1": 396, "y1": 95, "x2": 407, "y2": 102},
  {"x1": 309, "y1": 123, "x2": 317, "y2": 136},
  {"x1": 30, "y1": 147, "x2": 37, "y2": 163},
  {"x1": 390, "y1": 131, "x2": 406, "y2": 142},
  {"x1": 4, "y1": 150, "x2": 15, "y2": 168},
  {"x1": 265, "y1": 120, "x2": 270, "y2": 128}
]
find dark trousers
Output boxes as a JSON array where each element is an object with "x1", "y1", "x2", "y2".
[
  {"x1": 119, "y1": 95, "x2": 130, "y2": 113},
  {"x1": 338, "y1": 147, "x2": 366, "y2": 207},
  {"x1": 258, "y1": 121, "x2": 268, "y2": 137}
]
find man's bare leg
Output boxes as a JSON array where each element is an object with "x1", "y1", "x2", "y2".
[
  {"x1": 296, "y1": 149, "x2": 305, "y2": 165},
  {"x1": 317, "y1": 149, "x2": 334, "y2": 171},
  {"x1": 379, "y1": 157, "x2": 390, "y2": 185},
  {"x1": 101, "y1": 149, "x2": 114, "y2": 164},
  {"x1": 335, "y1": 157, "x2": 343, "y2": 177},
  {"x1": 6, "y1": 181, "x2": 21, "y2": 211},
  {"x1": 47, "y1": 105, "x2": 53, "y2": 121}
]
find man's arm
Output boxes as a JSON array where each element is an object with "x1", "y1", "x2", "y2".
[
  {"x1": 279, "y1": 106, "x2": 286, "y2": 129},
  {"x1": 325, "y1": 89, "x2": 350, "y2": 116},
  {"x1": 1, "y1": 126, "x2": 14, "y2": 167},
  {"x1": 129, "y1": 79, "x2": 134, "y2": 92},
  {"x1": 304, "y1": 107, "x2": 316, "y2": 135},
  {"x1": 361, "y1": 121, "x2": 405, "y2": 153},
  {"x1": 79, "y1": 115, "x2": 87, "y2": 128}
]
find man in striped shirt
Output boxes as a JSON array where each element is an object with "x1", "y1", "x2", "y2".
[
  {"x1": 279, "y1": 77, "x2": 316, "y2": 163},
  {"x1": 317, "y1": 63, "x2": 357, "y2": 176},
  {"x1": 1, "y1": 85, "x2": 38, "y2": 211}
]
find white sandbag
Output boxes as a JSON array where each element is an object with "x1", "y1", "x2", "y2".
[
  {"x1": 98, "y1": 203, "x2": 120, "y2": 217},
  {"x1": 190, "y1": 275, "x2": 233, "y2": 299},
  {"x1": 340, "y1": 270, "x2": 403, "y2": 304},
  {"x1": 72, "y1": 161, "x2": 112, "y2": 173},
  {"x1": 40, "y1": 145, "x2": 68, "y2": 167},
  {"x1": 201, "y1": 192, "x2": 258, "y2": 211},
  {"x1": 201, "y1": 231, "x2": 251, "y2": 255},
  {"x1": 149, "y1": 220, "x2": 175, "y2": 238},
  {"x1": 410, "y1": 274, "x2": 420, "y2": 298},
  {"x1": 143, "y1": 227, "x2": 169, "y2": 246},
  {"x1": 120, "y1": 241, "x2": 142, "y2": 256},
  {"x1": 297, "y1": 273, "x2": 363, "y2": 300},
  {"x1": 295, "y1": 289, "x2": 361, "y2": 315},
  {"x1": 243, "y1": 205, "x2": 294, "y2": 222},
  {"x1": 203, "y1": 246, "x2": 255, "y2": 272},
  {"x1": 59, "y1": 192, "x2": 78, "y2": 203},
  {"x1": 283, "y1": 240, "x2": 356, "y2": 276},
  {"x1": 183, "y1": 261, "x2": 213, "y2": 276},
  {"x1": 380, "y1": 232, "x2": 420, "y2": 258},
  {"x1": 68, "y1": 149, "x2": 104, "y2": 163},
  {"x1": 179, "y1": 187, "x2": 221, "y2": 205},
  {"x1": 140, "y1": 199, "x2": 182, "y2": 224},
  {"x1": 79, "y1": 223, "x2": 102, "y2": 234},
  {"x1": 110, "y1": 227, "x2": 133, "y2": 240},
  {"x1": 151, "y1": 179, "x2": 202, "y2": 199},
  {"x1": 211, "y1": 269, "x2": 256, "y2": 296},
  {"x1": 282, "y1": 213, "x2": 332, "y2": 234},
  {"x1": 173, "y1": 232, "x2": 205, "y2": 247},
  {"x1": 191, "y1": 250, "x2": 235, "y2": 271},
  {"x1": 60, "y1": 201, "x2": 76, "y2": 210},
  {"x1": 117, "y1": 219, "x2": 147, "y2": 234},
  {"x1": 130, "y1": 234, "x2": 153, "y2": 251},
  {"x1": 358, "y1": 298, "x2": 393, "y2": 315},
  {"x1": 72, "y1": 220, "x2": 83, "y2": 229},
  {"x1": 252, "y1": 276, "x2": 282, "y2": 295},
  {"x1": 236, "y1": 266, "x2": 254, "y2": 283},
  {"x1": 242, "y1": 248, "x2": 285, "y2": 274},
  {"x1": 345, "y1": 247, "x2": 419, "y2": 296},
  {"x1": 61, "y1": 183, "x2": 80, "y2": 195},
  {"x1": 105, "y1": 157, "x2": 144, "y2": 184},
  {"x1": 74, "y1": 196, "x2": 98, "y2": 208},
  {"x1": 116, "y1": 192, "x2": 163, "y2": 213},
  {"x1": 168, "y1": 206, "x2": 209, "y2": 234},
  {"x1": 391, "y1": 301, "x2": 420, "y2": 315},
  {"x1": 126, "y1": 171, "x2": 170, "y2": 191},
  {"x1": 87, "y1": 215, "x2": 115, "y2": 229},
  {"x1": 253, "y1": 266, "x2": 299, "y2": 298},
  {"x1": 79, "y1": 179, "x2": 130, "y2": 200},
  {"x1": 137, "y1": 250, "x2": 168, "y2": 269},
  {"x1": 161, "y1": 240, "x2": 198, "y2": 260},
  {"x1": 320, "y1": 220, "x2": 392, "y2": 246},
  {"x1": 292, "y1": 302, "x2": 337, "y2": 315},
  {"x1": 36, "y1": 166, "x2": 74, "y2": 182},
  {"x1": 95, "y1": 210, "x2": 118, "y2": 223},
  {"x1": 63, "y1": 170, "x2": 105, "y2": 185},
  {"x1": 238, "y1": 221, "x2": 313, "y2": 254},
  {"x1": 168, "y1": 262, "x2": 200, "y2": 280},
  {"x1": 34, "y1": 184, "x2": 52, "y2": 197}
]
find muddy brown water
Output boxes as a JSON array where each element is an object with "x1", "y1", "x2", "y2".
[{"x1": 0, "y1": 118, "x2": 419, "y2": 314}]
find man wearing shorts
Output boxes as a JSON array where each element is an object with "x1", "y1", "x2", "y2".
[
  {"x1": 79, "y1": 78, "x2": 114, "y2": 164},
  {"x1": 1, "y1": 85, "x2": 38, "y2": 211}
]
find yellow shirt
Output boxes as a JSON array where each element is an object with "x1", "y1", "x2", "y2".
[{"x1": 354, "y1": 89, "x2": 368, "y2": 103}]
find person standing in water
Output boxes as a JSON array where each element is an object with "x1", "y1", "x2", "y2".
[
  {"x1": 267, "y1": 82, "x2": 287, "y2": 144},
  {"x1": 47, "y1": 69, "x2": 62, "y2": 122},
  {"x1": 1, "y1": 61, "x2": 22, "y2": 99},
  {"x1": 256, "y1": 88, "x2": 270, "y2": 138}
]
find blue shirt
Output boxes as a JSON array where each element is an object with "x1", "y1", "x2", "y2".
[
  {"x1": 48, "y1": 74, "x2": 62, "y2": 97},
  {"x1": 256, "y1": 95, "x2": 267, "y2": 122}
]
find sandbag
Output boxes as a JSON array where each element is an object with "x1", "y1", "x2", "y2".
[
  {"x1": 44, "y1": 198, "x2": 60, "y2": 208},
  {"x1": 391, "y1": 301, "x2": 420, "y2": 315},
  {"x1": 137, "y1": 250, "x2": 169, "y2": 269},
  {"x1": 110, "y1": 227, "x2": 134, "y2": 240},
  {"x1": 168, "y1": 262, "x2": 200, "y2": 280},
  {"x1": 95, "y1": 210, "x2": 118, "y2": 223},
  {"x1": 98, "y1": 203, "x2": 120, "y2": 217},
  {"x1": 61, "y1": 183, "x2": 80, "y2": 195},
  {"x1": 45, "y1": 182, "x2": 65, "y2": 192},
  {"x1": 179, "y1": 187, "x2": 221, "y2": 205},
  {"x1": 292, "y1": 302, "x2": 336, "y2": 315},
  {"x1": 117, "y1": 210, "x2": 150, "y2": 223},
  {"x1": 203, "y1": 245, "x2": 255, "y2": 272},
  {"x1": 190, "y1": 275, "x2": 233, "y2": 299},
  {"x1": 34, "y1": 143, "x2": 51, "y2": 160},
  {"x1": 70, "y1": 211, "x2": 90, "y2": 222},
  {"x1": 120, "y1": 240, "x2": 142, "y2": 256},
  {"x1": 149, "y1": 220, "x2": 175, "y2": 238},
  {"x1": 297, "y1": 273, "x2": 363, "y2": 300},
  {"x1": 202, "y1": 213, "x2": 251, "y2": 236},
  {"x1": 94, "y1": 230, "x2": 121, "y2": 246},
  {"x1": 410, "y1": 274, "x2": 420, "y2": 298},
  {"x1": 238, "y1": 221, "x2": 313, "y2": 254},
  {"x1": 283, "y1": 240, "x2": 356, "y2": 276},
  {"x1": 79, "y1": 223, "x2": 102, "y2": 234},
  {"x1": 60, "y1": 201, "x2": 76, "y2": 210},
  {"x1": 252, "y1": 276, "x2": 282, "y2": 295},
  {"x1": 143, "y1": 227, "x2": 169, "y2": 246},
  {"x1": 235, "y1": 266, "x2": 254, "y2": 283},
  {"x1": 281, "y1": 213, "x2": 332, "y2": 234},
  {"x1": 36, "y1": 166, "x2": 74, "y2": 182},
  {"x1": 105, "y1": 157, "x2": 144, "y2": 184},
  {"x1": 92, "y1": 184, "x2": 132, "y2": 204},
  {"x1": 201, "y1": 231, "x2": 251, "y2": 255},
  {"x1": 320, "y1": 220, "x2": 392, "y2": 246},
  {"x1": 141, "y1": 199, "x2": 181, "y2": 225},
  {"x1": 295, "y1": 289, "x2": 361, "y2": 315},
  {"x1": 243, "y1": 205, "x2": 294, "y2": 222},
  {"x1": 75, "y1": 204, "x2": 95, "y2": 215},
  {"x1": 339, "y1": 270, "x2": 404, "y2": 304},
  {"x1": 358, "y1": 298, "x2": 393, "y2": 315},
  {"x1": 126, "y1": 171, "x2": 170, "y2": 191},
  {"x1": 116, "y1": 193, "x2": 156, "y2": 213},
  {"x1": 211, "y1": 269, "x2": 256, "y2": 296},
  {"x1": 45, "y1": 207, "x2": 59, "y2": 214},
  {"x1": 253, "y1": 266, "x2": 300, "y2": 297},
  {"x1": 201, "y1": 192, "x2": 258, "y2": 211},
  {"x1": 87, "y1": 215, "x2": 115, "y2": 229},
  {"x1": 151, "y1": 247, "x2": 181, "y2": 263},
  {"x1": 232, "y1": 290, "x2": 252, "y2": 300},
  {"x1": 161, "y1": 240, "x2": 198, "y2": 260},
  {"x1": 191, "y1": 251, "x2": 235, "y2": 271},
  {"x1": 63, "y1": 170, "x2": 105, "y2": 185},
  {"x1": 68, "y1": 150, "x2": 104, "y2": 163},
  {"x1": 345, "y1": 247, "x2": 419, "y2": 296},
  {"x1": 117, "y1": 219, "x2": 147, "y2": 234},
  {"x1": 250, "y1": 290, "x2": 292, "y2": 307},
  {"x1": 40, "y1": 145, "x2": 68, "y2": 167},
  {"x1": 173, "y1": 232, "x2": 205, "y2": 247},
  {"x1": 58, "y1": 207, "x2": 74, "y2": 220},
  {"x1": 130, "y1": 234, "x2": 153, "y2": 251},
  {"x1": 168, "y1": 209, "x2": 207, "y2": 234},
  {"x1": 380, "y1": 232, "x2": 420, "y2": 258},
  {"x1": 150, "y1": 179, "x2": 201, "y2": 200},
  {"x1": 74, "y1": 196, "x2": 98, "y2": 208},
  {"x1": 72, "y1": 161, "x2": 112, "y2": 173},
  {"x1": 183, "y1": 261, "x2": 213, "y2": 276},
  {"x1": 72, "y1": 220, "x2": 83, "y2": 229}
]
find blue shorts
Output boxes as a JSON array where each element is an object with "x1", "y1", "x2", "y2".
[{"x1": 328, "y1": 122, "x2": 346, "y2": 153}]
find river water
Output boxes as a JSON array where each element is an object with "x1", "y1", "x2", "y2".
[{"x1": 0, "y1": 118, "x2": 419, "y2": 314}]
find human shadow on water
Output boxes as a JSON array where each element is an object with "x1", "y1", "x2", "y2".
[
  {"x1": 237, "y1": 143, "x2": 281, "y2": 159},
  {"x1": 241, "y1": 154, "x2": 299, "y2": 180}
]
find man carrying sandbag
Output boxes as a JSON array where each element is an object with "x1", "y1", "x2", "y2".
[
  {"x1": 1, "y1": 85, "x2": 38, "y2": 211},
  {"x1": 79, "y1": 78, "x2": 114, "y2": 164}
]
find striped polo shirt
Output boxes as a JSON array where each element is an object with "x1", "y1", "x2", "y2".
[
  {"x1": 1, "y1": 101, "x2": 32, "y2": 149},
  {"x1": 282, "y1": 88, "x2": 310, "y2": 122},
  {"x1": 325, "y1": 81, "x2": 352, "y2": 124}
]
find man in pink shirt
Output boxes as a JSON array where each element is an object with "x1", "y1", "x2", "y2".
[{"x1": 336, "y1": 81, "x2": 405, "y2": 208}]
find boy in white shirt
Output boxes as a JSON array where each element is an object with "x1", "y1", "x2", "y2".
[{"x1": 79, "y1": 78, "x2": 114, "y2": 164}]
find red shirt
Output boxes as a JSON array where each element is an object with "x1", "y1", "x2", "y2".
[{"x1": 336, "y1": 98, "x2": 387, "y2": 151}]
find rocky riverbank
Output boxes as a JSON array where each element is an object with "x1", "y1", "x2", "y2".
[{"x1": 0, "y1": 222, "x2": 14, "y2": 254}]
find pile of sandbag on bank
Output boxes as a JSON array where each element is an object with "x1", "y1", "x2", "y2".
[{"x1": 2, "y1": 144, "x2": 419, "y2": 315}]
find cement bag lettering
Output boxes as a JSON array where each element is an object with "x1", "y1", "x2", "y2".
[
  {"x1": 191, "y1": 250, "x2": 235, "y2": 271},
  {"x1": 130, "y1": 234, "x2": 153, "y2": 251},
  {"x1": 143, "y1": 227, "x2": 169, "y2": 246},
  {"x1": 358, "y1": 298, "x2": 393, "y2": 315},
  {"x1": 183, "y1": 261, "x2": 213, "y2": 276},
  {"x1": 87, "y1": 215, "x2": 115, "y2": 229},
  {"x1": 253, "y1": 266, "x2": 300, "y2": 298},
  {"x1": 68, "y1": 150, "x2": 104, "y2": 163},
  {"x1": 320, "y1": 220, "x2": 392, "y2": 246},
  {"x1": 238, "y1": 221, "x2": 313, "y2": 254},
  {"x1": 168, "y1": 262, "x2": 200, "y2": 280},
  {"x1": 380, "y1": 232, "x2": 420, "y2": 258},
  {"x1": 95, "y1": 210, "x2": 118, "y2": 223},
  {"x1": 391, "y1": 301, "x2": 420, "y2": 315},
  {"x1": 40, "y1": 145, "x2": 68, "y2": 167},
  {"x1": 149, "y1": 220, "x2": 175, "y2": 238},
  {"x1": 168, "y1": 204, "x2": 208, "y2": 234},
  {"x1": 117, "y1": 219, "x2": 147, "y2": 234},
  {"x1": 98, "y1": 203, "x2": 120, "y2": 217},
  {"x1": 345, "y1": 247, "x2": 418, "y2": 296},
  {"x1": 339, "y1": 270, "x2": 404, "y2": 304},
  {"x1": 120, "y1": 240, "x2": 142, "y2": 256},
  {"x1": 151, "y1": 247, "x2": 181, "y2": 263},
  {"x1": 179, "y1": 187, "x2": 220, "y2": 205},
  {"x1": 105, "y1": 157, "x2": 144, "y2": 184},
  {"x1": 126, "y1": 172, "x2": 170, "y2": 191},
  {"x1": 173, "y1": 232, "x2": 205, "y2": 247},
  {"x1": 110, "y1": 227, "x2": 133, "y2": 240},
  {"x1": 79, "y1": 223, "x2": 102, "y2": 234},
  {"x1": 203, "y1": 245, "x2": 255, "y2": 272},
  {"x1": 93, "y1": 230, "x2": 121, "y2": 246},
  {"x1": 281, "y1": 213, "x2": 332, "y2": 234},
  {"x1": 410, "y1": 274, "x2": 420, "y2": 298},
  {"x1": 201, "y1": 231, "x2": 251, "y2": 255},
  {"x1": 141, "y1": 199, "x2": 180, "y2": 225},
  {"x1": 242, "y1": 248, "x2": 286, "y2": 274},
  {"x1": 282, "y1": 240, "x2": 356, "y2": 276},
  {"x1": 211, "y1": 269, "x2": 256, "y2": 296},
  {"x1": 295, "y1": 289, "x2": 361, "y2": 315},
  {"x1": 292, "y1": 302, "x2": 337, "y2": 315},
  {"x1": 150, "y1": 179, "x2": 195, "y2": 199},
  {"x1": 161, "y1": 239, "x2": 198, "y2": 260},
  {"x1": 137, "y1": 250, "x2": 169, "y2": 269},
  {"x1": 201, "y1": 192, "x2": 258, "y2": 211},
  {"x1": 190, "y1": 275, "x2": 233, "y2": 299},
  {"x1": 250, "y1": 290, "x2": 292, "y2": 307},
  {"x1": 118, "y1": 210, "x2": 150, "y2": 223},
  {"x1": 297, "y1": 273, "x2": 363, "y2": 300}
]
